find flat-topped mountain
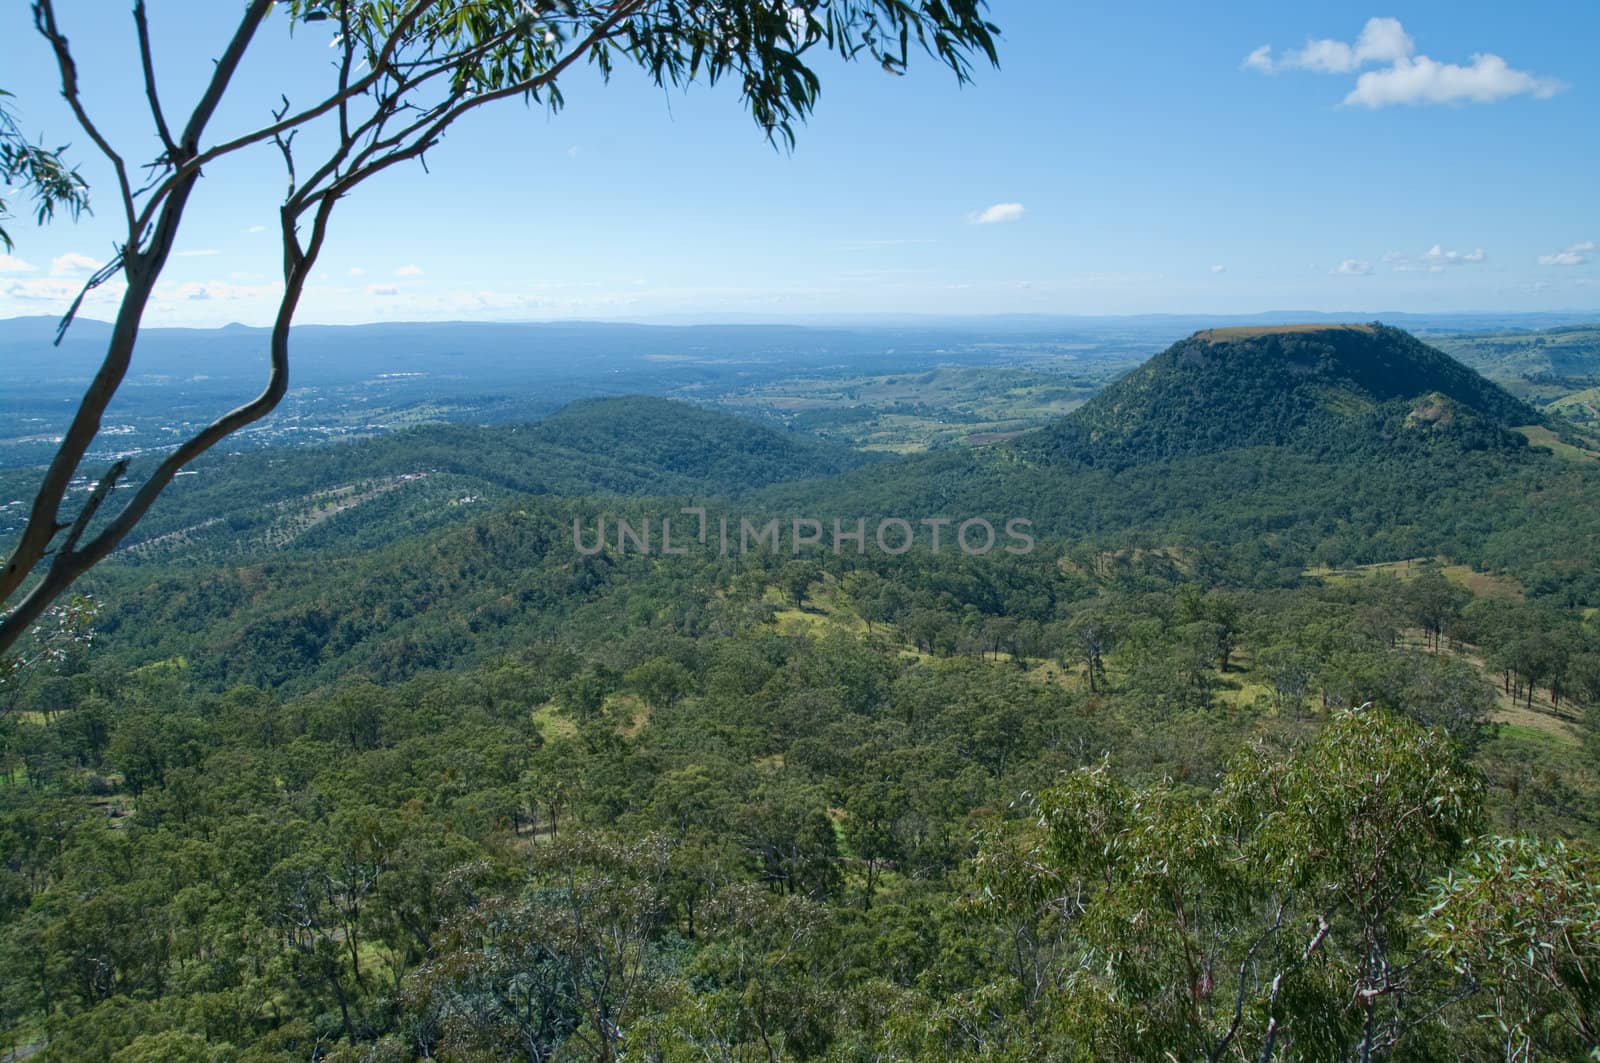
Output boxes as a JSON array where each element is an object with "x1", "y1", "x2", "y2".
[{"x1": 1021, "y1": 323, "x2": 1538, "y2": 466}]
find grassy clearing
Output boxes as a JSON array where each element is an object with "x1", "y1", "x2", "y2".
[
  {"x1": 1215, "y1": 677, "x2": 1275, "y2": 710},
  {"x1": 1433, "y1": 638, "x2": 1582, "y2": 742},
  {"x1": 530, "y1": 701, "x2": 578, "y2": 740},
  {"x1": 1547, "y1": 385, "x2": 1600, "y2": 423},
  {"x1": 1440, "y1": 564, "x2": 1524, "y2": 601},
  {"x1": 1307, "y1": 557, "x2": 1523, "y2": 601},
  {"x1": 767, "y1": 582, "x2": 870, "y2": 639},
  {"x1": 1476, "y1": 723, "x2": 1600, "y2": 844},
  {"x1": 1306, "y1": 557, "x2": 1431, "y2": 583},
  {"x1": 1489, "y1": 697, "x2": 1582, "y2": 744},
  {"x1": 608, "y1": 693, "x2": 651, "y2": 737},
  {"x1": 1513, "y1": 424, "x2": 1599, "y2": 463}
]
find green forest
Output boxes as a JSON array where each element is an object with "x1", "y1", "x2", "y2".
[{"x1": 4, "y1": 326, "x2": 1600, "y2": 1060}]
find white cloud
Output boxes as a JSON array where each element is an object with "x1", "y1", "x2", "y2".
[
  {"x1": 1425, "y1": 245, "x2": 1486, "y2": 266},
  {"x1": 1247, "y1": 18, "x2": 1413, "y2": 75},
  {"x1": 0, "y1": 254, "x2": 37, "y2": 273},
  {"x1": 395, "y1": 264, "x2": 424, "y2": 277},
  {"x1": 1245, "y1": 18, "x2": 1563, "y2": 108},
  {"x1": 1242, "y1": 45, "x2": 1274, "y2": 74},
  {"x1": 1385, "y1": 245, "x2": 1488, "y2": 272},
  {"x1": 176, "y1": 249, "x2": 221, "y2": 257},
  {"x1": 155, "y1": 279, "x2": 282, "y2": 304},
  {"x1": 348, "y1": 267, "x2": 366, "y2": 277},
  {"x1": 1538, "y1": 240, "x2": 1596, "y2": 267},
  {"x1": 51, "y1": 252, "x2": 101, "y2": 276},
  {"x1": 1334, "y1": 259, "x2": 1373, "y2": 276},
  {"x1": 1209, "y1": 264, "x2": 1227, "y2": 274},
  {"x1": 566, "y1": 145, "x2": 580, "y2": 159},
  {"x1": 967, "y1": 202, "x2": 1025, "y2": 225},
  {"x1": 1346, "y1": 54, "x2": 1565, "y2": 108},
  {"x1": 5, "y1": 275, "x2": 127, "y2": 304},
  {"x1": 245, "y1": 225, "x2": 267, "y2": 234},
  {"x1": 368, "y1": 284, "x2": 399, "y2": 297},
  {"x1": 4, "y1": 278, "x2": 76, "y2": 302}
]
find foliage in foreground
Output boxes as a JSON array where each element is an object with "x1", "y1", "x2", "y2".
[{"x1": 3, "y1": 541, "x2": 1598, "y2": 1057}]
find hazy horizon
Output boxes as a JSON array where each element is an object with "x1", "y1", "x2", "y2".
[{"x1": 6, "y1": 306, "x2": 1599, "y2": 333}]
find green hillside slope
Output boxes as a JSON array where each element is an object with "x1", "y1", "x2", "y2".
[
  {"x1": 10, "y1": 397, "x2": 871, "y2": 563},
  {"x1": 1022, "y1": 323, "x2": 1537, "y2": 467}
]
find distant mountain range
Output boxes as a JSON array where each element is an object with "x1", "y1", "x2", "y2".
[
  {"x1": 4, "y1": 310, "x2": 1596, "y2": 386},
  {"x1": 4, "y1": 312, "x2": 1596, "y2": 474}
]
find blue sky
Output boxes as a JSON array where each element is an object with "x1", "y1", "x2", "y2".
[{"x1": 0, "y1": 2, "x2": 1595, "y2": 326}]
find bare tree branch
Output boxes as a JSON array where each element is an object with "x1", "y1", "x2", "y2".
[
  {"x1": 33, "y1": 0, "x2": 135, "y2": 233},
  {"x1": 133, "y1": 0, "x2": 177, "y2": 157}
]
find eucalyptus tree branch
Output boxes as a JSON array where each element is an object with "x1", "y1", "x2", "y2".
[
  {"x1": 0, "y1": 93, "x2": 91, "y2": 252},
  {"x1": 52, "y1": 255, "x2": 124, "y2": 345},
  {"x1": 337, "y1": 0, "x2": 355, "y2": 144},
  {"x1": 128, "y1": 0, "x2": 449, "y2": 238},
  {"x1": 1211, "y1": 902, "x2": 1287, "y2": 1063},
  {"x1": 0, "y1": 193, "x2": 336, "y2": 653},
  {"x1": 177, "y1": 0, "x2": 276, "y2": 151},
  {"x1": 314, "y1": 0, "x2": 648, "y2": 203},
  {"x1": 33, "y1": 0, "x2": 135, "y2": 234},
  {"x1": 0, "y1": 0, "x2": 276, "y2": 630},
  {"x1": 56, "y1": 459, "x2": 127, "y2": 558},
  {"x1": 1, "y1": 0, "x2": 1000, "y2": 654},
  {"x1": 132, "y1": 0, "x2": 177, "y2": 157}
]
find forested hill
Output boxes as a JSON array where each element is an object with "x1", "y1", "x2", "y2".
[
  {"x1": 520, "y1": 395, "x2": 873, "y2": 490},
  {"x1": 29, "y1": 396, "x2": 871, "y2": 562},
  {"x1": 759, "y1": 326, "x2": 1599, "y2": 599},
  {"x1": 1020, "y1": 323, "x2": 1539, "y2": 467},
  {"x1": 355, "y1": 394, "x2": 871, "y2": 496}
]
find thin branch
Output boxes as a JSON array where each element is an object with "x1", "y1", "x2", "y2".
[
  {"x1": 53, "y1": 254, "x2": 124, "y2": 346},
  {"x1": 33, "y1": 0, "x2": 136, "y2": 233},
  {"x1": 337, "y1": 0, "x2": 355, "y2": 145},
  {"x1": 178, "y1": 0, "x2": 275, "y2": 151},
  {"x1": 56, "y1": 459, "x2": 127, "y2": 556},
  {"x1": 82, "y1": 183, "x2": 339, "y2": 568},
  {"x1": 1255, "y1": 1018, "x2": 1279, "y2": 1063},
  {"x1": 311, "y1": 0, "x2": 647, "y2": 207},
  {"x1": 133, "y1": 0, "x2": 177, "y2": 157},
  {"x1": 271, "y1": 97, "x2": 300, "y2": 198},
  {"x1": 128, "y1": 0, "x2": 447, "y2": 238},
  {"x1": 285, "y1": 14, "x2": 560, "y2": 213},
  {"x1": 1213, "y1": 902, "x2": 1286, "y2": 1062}
]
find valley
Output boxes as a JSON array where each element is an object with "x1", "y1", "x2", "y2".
[
  {"x1": 4, "y1": 2, "x2": 1596, "y2": 1055},
  {"x1": 4, "y1": 321, "x2": 1600, "y2": 1060}
]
